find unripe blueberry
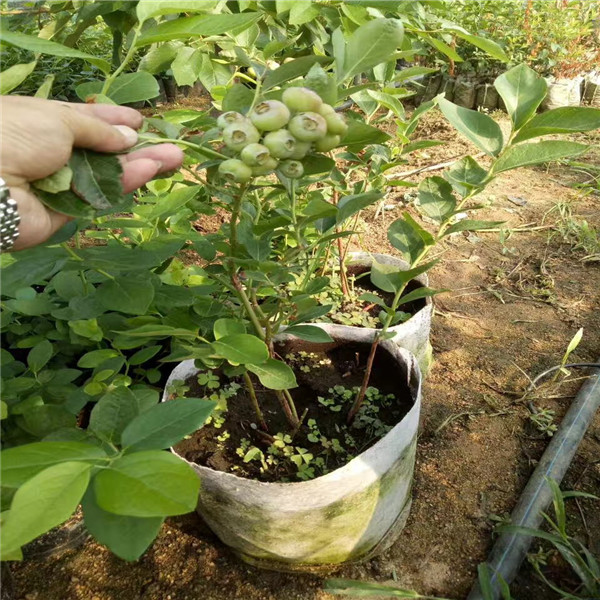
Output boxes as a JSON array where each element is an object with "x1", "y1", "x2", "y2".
[
  {"x1": 324, "y1": 111, "x2": 348, "y2": 136},
  {"x1": 279, "y1": 160, "x2": 304, "y2": 179},
  {"x1": 252, "y1": 157, "x2": 279, "y2": 176},
  {"x1": 288, "y1": 112, "x2": 327, "y2": 142},
  {"x1": 250, "y1": 100, "x2": 290, "y2": 131},
  {"x1": 218, "y1": 159, "x2": 252, "y2": 183},
  {"x1": 318, "y1": 103, "x2": 336, "y2": 117},
  {"x1": 282, "y1": 87, "x2": 323, "y2": 113},
  {"x1": 314, "y1": 133, "x2": 340, "y2": 152},
  {"x1": 217, "y1": 111, "x2": 247, "y2": 129},
  {"x1": 222, "y1": 122, "x2": 260, "y2": 152},
  {"x1": 289, "y1": 140, "x2": 312, "y2": 160},
  {"x1": 262, "y1": 129, "x2": 296, "y2": 158},
  {"x1": 240, "y1": 143, "x2": 271, "y2": 166}
]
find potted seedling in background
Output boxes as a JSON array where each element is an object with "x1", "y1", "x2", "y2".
[{"x1": 347, "y1": 63, "x2": 600, "y2": 420}]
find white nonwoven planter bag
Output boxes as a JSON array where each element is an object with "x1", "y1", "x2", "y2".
[
  {"x1": 164, "y1": 329, "x2": 422, "y2": 572},
  {"x1": 325, "y1": 252, "x2": 433, "y2": 375},
  {"x1": 543, "y1": 76, "x2": 583, "y2": 110}
]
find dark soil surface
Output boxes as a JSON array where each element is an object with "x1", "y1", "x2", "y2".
[
  {"x1": 174, "y1": 341, "x2": 413, "y2": 482},
  {"x1": 9, "y1": 107, "x2": 600, "y2": 600}
]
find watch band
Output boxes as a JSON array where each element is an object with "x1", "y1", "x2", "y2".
[{"x1": 0, "y1": 177, "x2": 20, "y2": 252}]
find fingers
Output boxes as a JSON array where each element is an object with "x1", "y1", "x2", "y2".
[
  {"x1": 122, "y1": 144, "x2": 185, "y2": 171},
  {"x1": 119, "y1": 144, "x2": 184, "y2": 193},
  {"x1": 65, "y1": 102, "x2": 144, "y2": 129},
  {"x1": 59, "y1": 104, "x2": 140, "y2": 153}
]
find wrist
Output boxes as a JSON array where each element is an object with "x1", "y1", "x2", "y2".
[{"x1": 0, "y1": 176, "x2": 20, "y2": 253}]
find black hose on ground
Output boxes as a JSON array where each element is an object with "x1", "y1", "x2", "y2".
[{"x1": 467, "y1": 362, "x2": 600, "y2": 600}]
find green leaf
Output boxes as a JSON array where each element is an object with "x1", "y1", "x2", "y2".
[
  {"x1": 284, "y1": 325, "x2": 333, "y2": 343},
  {"x1": 449, "y1": 29, "x2": 509, "y2": 62},
  {"x1": 77, "y1": 349, "x2": 119, "y2": 368},
  {"x1": 336, "y1": 191, "x2": 383, "y2": 224},
  {"x1": 138, "y1": 42, "x2": 179, "y2": 74},
  {"x1": 302, "y1": 154, "x2": 336, "y2": 176},
  {"x1": 128, "y1": 345, "x2": 162, "y2": 366},
  {"x1": 96, "y1": 276, "x2": 155, "y2": 315},
  {"x1": 247, "y1": 358, "x2": 297, "y2": 390},
  {"x1": 37, "y1": 188, "x2": 95, "y2": 219},
  {"x1": 0, "y1": 61, "x2": 37, "y2": 94},
  {"x1": 289, "y1": 1, "x2": 320, "y2": 25},
  {"x1": 34, "y1": 74, "x2": 55, "y2": 99},
  {"x1": 197, "y1": 55, "x2": 231, "y2": 93},
  {"x1": 1, "y1": 442, "x2": 106, "y2": 488},
  {"x1": 19, "y1": 406, "x2": 76, "y2": 438},
  {"x1": 89, "y1": 388, "x2": 145, "y2": 445},
  {"x1": 302, "y1": 63, "x2": 337, "y2": 106},
  {"x1": 69, "y1": 149, "x2": 124, "y2": 210},
  {"x1": 494, "y1": 64, "x2": 547, "y2": 131},
  {"x1": 445, "y1": 219, "x2": 504, "y2": 235},
  {"x1": 171, "y1": 46, "x2": 202, "y2": 87},
  {"x1": 342, "y1": 120, "x2": 390, "y2": 152},
  {"x1": 371, "y1": 260, "x2": 438, "y2": 294},
  {"x1": 93, "y1": 451, "x2": 200, "y2": 517},
  {"x1": 444, "y1": 155, "x2": 488, "y2": 196},
  {"x1": 121, "y1": 398, "x2": 215, "y2": 451},
  {"x1": 0, "y1": 462, "x2": 91, "y2": 558},
  {"x1": 398, "y1": 287, "x2": 443, "y2": 306},
  {"x1": 137, "y1": 13, "x2": 262, "y2": 46},
  {"x1": 27, "y1": 340, "x2": 53, "y2": 374},
  {"x1": 421, "y1": 34, "x2": 463, "y2": 62},
  {"x1": 263, "y1": 56, "x2": 332, "y2": 91},
  {"x1": 388, "y1": 217, "x2": 427, "y2": 263},
  {"x1": 222, "y1": 83, "x2": 255, "y2": 114},
  {"x1": 340, "y1": 19, "x2": 404, "y2": 82},
  {"x1": 332, "y1": 27, "x2": 345, "y2": 80},
  {"x1": 213, "y1": 318, "x2": 246, "y2": 340},
  {"x1": 69, "y1": 318, "x2": 103, "y2": 342},
  {"x1": 324, "y1": 578, "x2": 434, "y2": 597},
  {"x1": 417, "y1": 176, "x2": 457, "y2": 222},
  {"x1": 438, "y1": 97, "x2": 504, "y2": 156},
  {"x1": 512, "y1": 106, "x2": 600, "y2": 144},
  {"x1": 76, "y1": 72, "x2": 160, "y2": 104},
  {"x1": 31, "y1": 165, "x2": 73, "y2": 194},
  {"x1": 211, "y1": 334, "x2": 269, "y2": 365},
  {"x1": 0, "y1": 30, "x2": 110, "y2": 73},
  {"x1": 136, "y1": 0, "x2": 217, "y2": 23},
  {"x1": 493, "y1": 141, "x2": 588, "y2": 174},
  {"x1": 565, "y1": 327, "x2": 584, "y2": 356},
  {"x1": 82, "y1": 487, "x2": 163, "y2": 562},
  {"x1": 394, "y1": 66, "x2": 438, "y2": 82},
  {"x1": 366, "y1": 90, "x2": 405, "y2": 118},
  {"x1": 1, "y1": 401, "x2": 7, "y2": 420}
]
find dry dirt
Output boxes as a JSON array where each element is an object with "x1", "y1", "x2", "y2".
[{"x1": 7, "y1": 109, "x2": 600, "y2": 600}]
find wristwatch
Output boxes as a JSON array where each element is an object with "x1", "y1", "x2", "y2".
[{"x1": 0, "y1": 177, "x2": 20, "y2": 252}]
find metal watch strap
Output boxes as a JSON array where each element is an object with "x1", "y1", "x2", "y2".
[{"x1": 0, "y1": 177, "x2": 20, "y2": 252}]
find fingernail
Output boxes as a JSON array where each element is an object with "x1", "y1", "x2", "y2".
[
  {"x1": 114, "y1": 125, "x2": 138, "y2": 146},
  {"x1": 153, "y1": 160, "x2": 163, "y2": 171}
]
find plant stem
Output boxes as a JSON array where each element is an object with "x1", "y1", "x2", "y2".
[
  {"x1": 101, "y1": 26, "x2": 141, "y2": 95},
  {"x1": 276, "y1": 390, "x2": 299, "y2": 427},
  {"x1": 282, "y1": 388, "x2": 299, "y2": 420},
  {"x1": 332, "y1": 190, "x2": 350, "y2": 296},
  {"x1": 137, "y1": 134, "x2": 229, "y2": 161},
  {"x1": 347, "y1": 191, "x2": 478, "y2": 423},
  {"x1": 243, "y1": 372, "x2": 268, "y2": 431}
]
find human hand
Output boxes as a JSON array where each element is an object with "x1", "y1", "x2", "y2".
[{"x1": 0, "y1": 96, "x2": 184, "y2": 250}]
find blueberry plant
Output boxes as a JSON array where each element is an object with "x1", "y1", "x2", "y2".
[{"x1": 1, "y1": 0, "x2": 599, "y2": 567}]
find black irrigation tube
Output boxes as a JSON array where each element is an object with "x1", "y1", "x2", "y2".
[{"x1": 467, "y1": 362, "x2": 600, "y2": 600}]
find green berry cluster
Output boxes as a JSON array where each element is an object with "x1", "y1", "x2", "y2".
[{"x1": 217, "y1": 87, "x2": 348, "y2": 183}]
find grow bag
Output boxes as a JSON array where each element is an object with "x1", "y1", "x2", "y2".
[
  {"x1": 439, "y1": 76, "x2": 456, "y2": 102},
  {"x1": 421, "y1": 74, "x2": 443, "y2": 103},
  {"x1": 542, "y1": 76, "x2": 583, "y2": 110},
  {"x1": 476, "y1": 84, "x2": 499, "y2": 111},
  {"x1": 165, "y1": 330, "x2": 422, "y2": 573},
  {"x1": 326, "y1": 252, "x2": 433, "y2": 375},
  {"x1": 453, "y1": 77, "x2": 477, "y2": 108},
  {"x1": 583, "y1": 72, "x2": 600, "y2": 107}
]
